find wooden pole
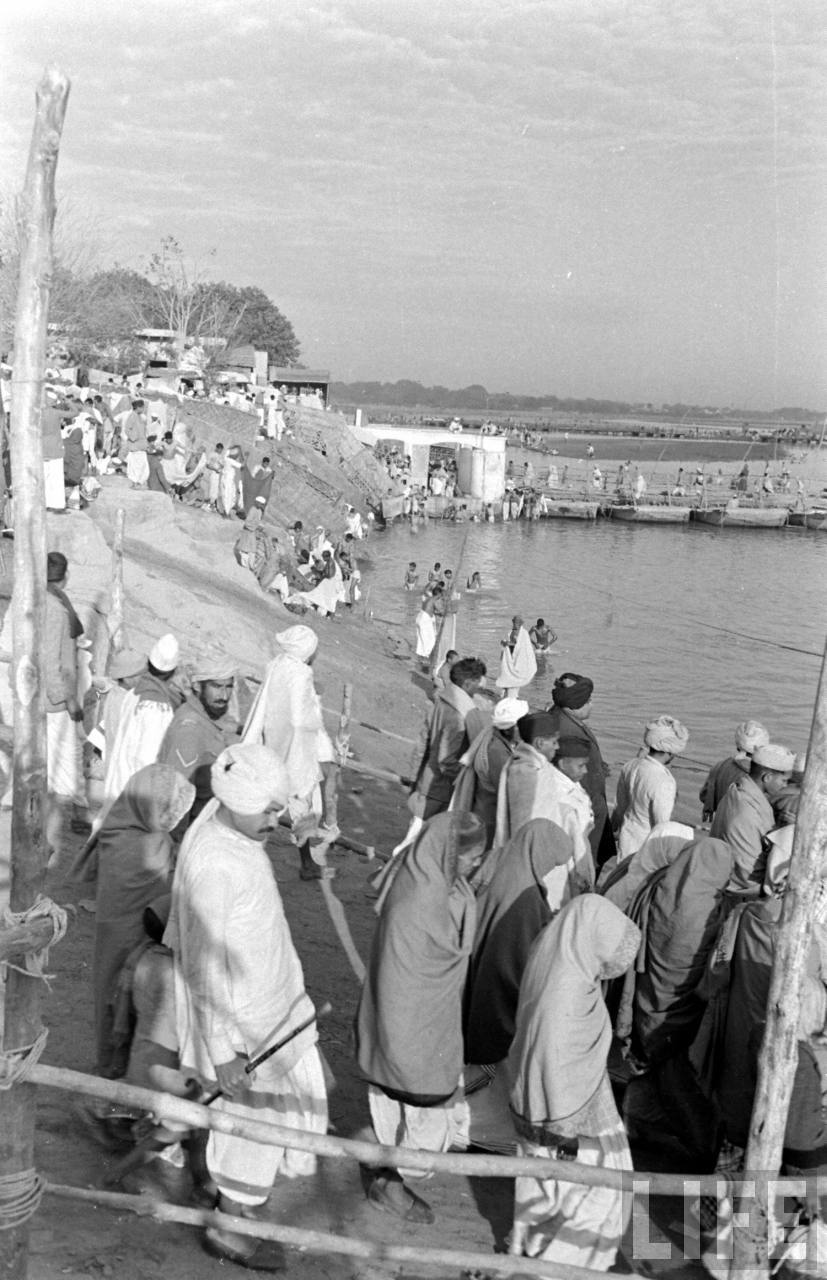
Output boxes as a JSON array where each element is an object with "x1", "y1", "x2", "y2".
[
  {"x1": 3, "y1": 64, "x2": 71, "y2": 1280},
  {"x1": 108, "y1": 507, "x2": 125, "y2": 653},
  {"x1": 735, "y1": 635, "x2": 827, "y2": 1278}
]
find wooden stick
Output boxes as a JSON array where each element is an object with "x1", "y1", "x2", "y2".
[
  {"x1": 109, "y1": 506, "x2": 125, "y2": 653},
  {"x1": 43, "y1": 1183, "x2": 640, "y2": 1280},
  {"x1": 343, "y1": 756, "x2": 410, "y2": 788},
  {"x1": 30, "y1": 1062, "x2": 741, "y2": 1194},
  {"x1": 3, "y1": 64, "x2": 71, "y2": 1280},
  {"x1": 736, "y1": 634, "x2": 827, "y2": 1278}
]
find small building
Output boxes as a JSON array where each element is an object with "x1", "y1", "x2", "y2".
[
  {"x1": 268, "y1": 365, "x2": 330, "y2": 406},
  {"x1": 223, "y1": 344, "x2": 268, "y2": 385}
]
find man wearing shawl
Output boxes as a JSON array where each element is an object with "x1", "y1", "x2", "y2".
[
  {"x1": 612, "y1": 715, "x2": 690, "y2": 859},
  {"x1": 165, "y1": 744, "x2": 328, "y2": 1270},
  {"x1": 507, "y1": 896, "x2": 640, "y2": 1270},
  {"x1": 710, "y1": 741, "x2": 794, "y2": 895},
  {"x1": 598, "y1": 820, "x2": 695, "y2": 910},
  {"x1": 619, "y1": 835, "x2": 734, "y2": 1167},
  {"x1": 90, "y1": 763, "x2": 194, "y2": 1078},
  {"x1": 161, "y1": 653, "x2": 238, "y2": 822},
  {"x1": 407, "y1": 657, "x2": 488, "y2": 824},
  {"x1": 699, "y1": 719, "x2": 770, "y2": 821},
  {"x1": 102, "y1": 633, "x2": 182, "y2": 812},
  {"x1": 356, "y1": 812, "x2": 486, "y2": 1224},
  {"x1": 44, "y1": 551, "x2": 88, "y2": 855},
  {"x1": 243, "y1": 625, "x2": 337, "y2": 879},
  {"x1": 495, "y1": 712, "x2": 594, "y2": 888},
  {"x1": 496, "y1": 615, "x2": 537, "y2": 696},
  {"x1": 546, "y1": 672, "x2": 616, "y2": 867},
  {"x1": 450, "y1": 696, "x2": 526, "y2": 848}
]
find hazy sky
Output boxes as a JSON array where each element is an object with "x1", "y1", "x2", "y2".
[{"x1": 2, "y1": 1, "x2": 825, "y2": 407}]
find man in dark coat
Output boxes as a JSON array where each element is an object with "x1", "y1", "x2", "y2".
[{"x1": 546, "y1": 671, "x2": 616, "y2": 870}]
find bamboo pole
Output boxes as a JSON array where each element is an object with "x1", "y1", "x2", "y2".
[
  {"x1": 30, "y1": 1062, "x2": 745, "y2": 1195},
  {"x1": 0, "y1": 916, "x2": 61, "y2": 964},
  {"x1": 108, "y1": 507, "x2": 125, "y2": 653},
  {"x1": 43, "y1": 1183, "x2": 643, "y2": 1280},
  {"x1": 735, "y1": 635, "x2": 827, "y2": 1278},
  {"x1": 3, "y1": 64, "x2": 71, "y2": 1280}
]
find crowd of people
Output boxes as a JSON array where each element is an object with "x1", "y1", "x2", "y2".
[{"x1": 33, "y1": 522, "x2": 824, "y2": 1274}]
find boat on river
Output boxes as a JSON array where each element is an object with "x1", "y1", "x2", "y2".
[
  {"x1": 610, "y1": 502, "x2": 692, "y2": 524},
  {"x1": 691, "y1": 503, "x2": 789, "y2": 528},
  {"x1": 788, "y1": 508, "x2": 827, "y2": 530},
  {"x1": 542, "y1": 499, "x2": 599, "y2": 520}
]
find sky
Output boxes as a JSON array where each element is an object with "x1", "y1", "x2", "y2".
[{"x1": 1, "y1": 0, "x2": 825, "y2": 408}]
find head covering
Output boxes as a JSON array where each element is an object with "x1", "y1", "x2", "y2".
[
  {"x1": 763, "y1": 826, "x2": 796, "y2": 894},
  {"x1": 792, "y1": 752, "x2": 807, "y2": 779},
  {"x1": 190, "y1": 651, "x2": 237, "y2": 683},
  {"x1": 493, "y1": 697, "x2": 529, "y2": 729},
  {"x1": 752, "y1": 743, "x2": 795, "y2": 773},
  {"x1": 517, "y1": 711, "x2": 558, "y2": 745},
  {"x1": 552, "y1": 673, "x2": 594, "y2": 711},
  {"x1": 46, "y1": 551, "x2": 68, "y2": 583},
  {"x1": 632, "y1": 836, "x2": 733, "y2": 1059},
  {"x1": 108, "y1": 648, "x2": 147, "y2": 680},
  {"x1": 211, "y1": 743, "x2": 288, "y2": 815},
  {"x1": 555, "y1": 734, "x2": 591, "y2": 760},
  {"x1": 772, "y1": 783, "x2": 800, "y2": 827},
  {"x1": 275, "y1": 625, "x2": 318, "y2": 663},
  {"x1": 734, "y1": 719, "x2": 770, "y2": 755},
  {"x1": 508, "y1": 895, "x2": 640, "y2": 1124},
  {"x1": 465, "y1": 819, "x2": 574, "y2": 1065},
  {"x1": 644, "y1": 715, "x2": 690, "y2": 755},
  {"x1": 355, "y1": 812, "x2": 479, "y2": 1100},
  {"x1": 601, "y1": 822, "x2": 694, "y2": 912},
  {"x1": 149, "y1": 633, "x2": 179, "y2": 673}
]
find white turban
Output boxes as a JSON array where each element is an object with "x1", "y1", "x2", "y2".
[
  {"x1": 190, "y1": 651, "x2": 237, "y2": 683},
  {"x1": 493, "y1": 697, "x2": 529, "y2": 729},
  {"x1": 644, "y1": 715, "x2": 690, "y2": 755},
  {"x1": 734, "y1": 719, "x2": 770, "y2": 754},
  {"x1": 275, "y1": 625, "x2": 318, "y2": 663},
  {"x1": 211, "y1": 744, "x2": 289, "y2": 815},
  {"x1": 149, "y1": 633, "x2": 179, "y2": 673}
]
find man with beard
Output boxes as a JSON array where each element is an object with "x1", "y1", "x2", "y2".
[{"x1": 161, "y1": 654, "x2": 239, "y2": 823}]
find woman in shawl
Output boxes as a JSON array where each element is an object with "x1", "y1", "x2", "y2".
[
  {"x1": 450, "y1": 697, "x2": 526, "y2": 850},
  {"x1": 218, "y1": 444, "x2": 243, "y2": 517},
  {"x1": 465, "y1": 819, "x2": 576, "y2": 1067},
  {"x1": 620, "y1": 836, "x2": 733, "y2": 1167},
  {"x1": 355, "y1": 811, "x2": 486, "y2": 1223},
  {"x1": 507, "y1": 895, "x2": 641, "y2": 1270},
  {"x1": 93, "y1": 764, "x2": 194, "y2": 1078},
  {"x1": 598, "y1": 821, "x2": 695, "y2": 911}
]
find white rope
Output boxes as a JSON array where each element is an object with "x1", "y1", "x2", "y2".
[
  {"x1": 1, "y1": 894, "x2": 70, "y2": 984},
  {"x1": 0, "y1": 1169, "x2": 44, "y2": 1231}
]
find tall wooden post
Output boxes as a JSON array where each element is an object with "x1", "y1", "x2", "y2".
[
  {"x1": 109, "y1": 507, "x2": 125, "y2": 654},
  {"x1": 735, "y1": 636, "x2": 827, "y2": 1278},
  {"x1": 1, "y1": 66, "x2": 71, "y2": 1279}
]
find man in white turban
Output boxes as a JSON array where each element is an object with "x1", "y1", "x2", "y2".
[
  {"x1": 243, "y1": 625, "x2": 338, "y2": 879},
  {"x1": 164, "y1": 743, "x2": 328, "y2": 1270},
  {"x1": 612, "y1": 715, "x2": 690, "y2": 860},
  {"x1": 450, "y1": 696, "x2": 527, "y2": 849},
  {"x1": 160, "y1": 651, "x2": 239, "y2": 824},
  {"x1": 699, "y1": 719, "x2": 770, "y2": 821},
  {"x1": 711, "y1": 741, "x2": 794, "y2": 895}
]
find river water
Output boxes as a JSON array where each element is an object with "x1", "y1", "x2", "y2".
[{"x1": 363, "y1": 518, "x2": 827, "y2": 819}]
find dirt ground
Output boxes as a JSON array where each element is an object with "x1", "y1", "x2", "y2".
[{"x1": 1, "y1": 480, "x2": 707, "y2": 1279}]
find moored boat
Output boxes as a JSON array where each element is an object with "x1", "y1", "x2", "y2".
[
  {"x1": 542, "y1": 499, "x2": 599, "y2": 520},
  {"x1": 610, "y1": 503, "x2": 691, "y2": 524},
  {"x1": 691, "y1": 504, "x2": 788, "y2": 528},
  {"x1": 788, "y1": 508, "x2": 827, "y2": 530}
]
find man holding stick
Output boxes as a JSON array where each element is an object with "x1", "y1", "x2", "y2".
[{"x1": 164, "y1": 743, "x2": 329, "y2": 1270}]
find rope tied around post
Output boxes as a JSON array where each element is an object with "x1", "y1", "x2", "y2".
[
  {"x1": 0, "y1": 894, "x2": 70, "y2": 984},
  {"x1": 0, "y1": 1169, "x2": 44, "y2": 1231},
  {"x1": 0, "y1": 1028, "x2": 49, "y2": 1091}
]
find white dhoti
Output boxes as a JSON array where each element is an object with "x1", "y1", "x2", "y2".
[
  {"x1": 208, "y1": 1045, "x2": 329, "y2": 1204},
  {"x1": 43, "y1": 458, "x2": 65, "y2": 509},
  {"x1": 46, "y1": 709, "x2": 84, "y2": 803},
  {"x1": 511, "y1": 1119, "x2": 632, "y2": 1271},
  {"x1": 126, "y1": 451, "x2": 149, "y2": 485},
  {"x1": 368, "y1": 1083, "x2": 461, "y2": 1181}
]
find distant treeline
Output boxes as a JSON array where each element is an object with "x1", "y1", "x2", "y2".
[{"x1": 329, "y1": 379, "x2": 823, "y2": 422}]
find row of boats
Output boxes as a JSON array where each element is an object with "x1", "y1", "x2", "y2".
[{"x1": 535, "y1": 497, "x2": 827, "y2": 529}]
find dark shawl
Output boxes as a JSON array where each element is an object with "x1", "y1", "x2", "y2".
[
  {"x1": 545, "y1": 704, "x2": 615, "y2": 867},
  {"x1": 355, "y1": 811, "x2": 477, "y2": 1101},
  {"x1": 464, "y1": 818, "x2": 573, "y2": 1065},
  {"x1": 631, "y1": 836, "x2": 734, "y2": 1063}
]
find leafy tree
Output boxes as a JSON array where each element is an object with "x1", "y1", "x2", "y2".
[{"x1": 224, "y1": 285, "x2": 300, "y2": 364}]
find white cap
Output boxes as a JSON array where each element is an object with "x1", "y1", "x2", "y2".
[
  {"x1": 752, "y1": 743, "x2": 795, "y2": 772},
  {"x1": 493, "y1": 697, "x2": 529, "y2": 729},
  {"x1": 734, "y1": 719, "x2": 770, "y2": 754},
  {"x1": 149, "y1": 633, "x2": 179, "y2": 673}
]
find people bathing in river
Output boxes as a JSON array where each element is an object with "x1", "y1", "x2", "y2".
[
  {"x1": 496, "y1": 615, "x2": 538, "y2": 697},
  {"x1": 466, "y1": 571, "x2": 482, "y2": 590},
  {"x1": 404, "y1": 561, "x2": 419, "y2": 590},
  {"x1": 529, "y1": 618, "x2": 556, "y2": 652}
]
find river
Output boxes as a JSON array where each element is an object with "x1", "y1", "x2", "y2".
[{"x1": 362, "y1": 518, "x2": 826, "y2": 820}]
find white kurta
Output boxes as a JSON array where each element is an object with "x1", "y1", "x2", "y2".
[
  {"x1": 415, "y1": 609, "x2": 437, "y2": 658},
  {"x1": 103, "y1": 692, "x2": 174, "y2": 805},
  {"x1": 613, "y1": 754, "x2": 677, "y2": 859},
  {"x1": 495, "y1": 744, "x2": 594, "y2": 887}
]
